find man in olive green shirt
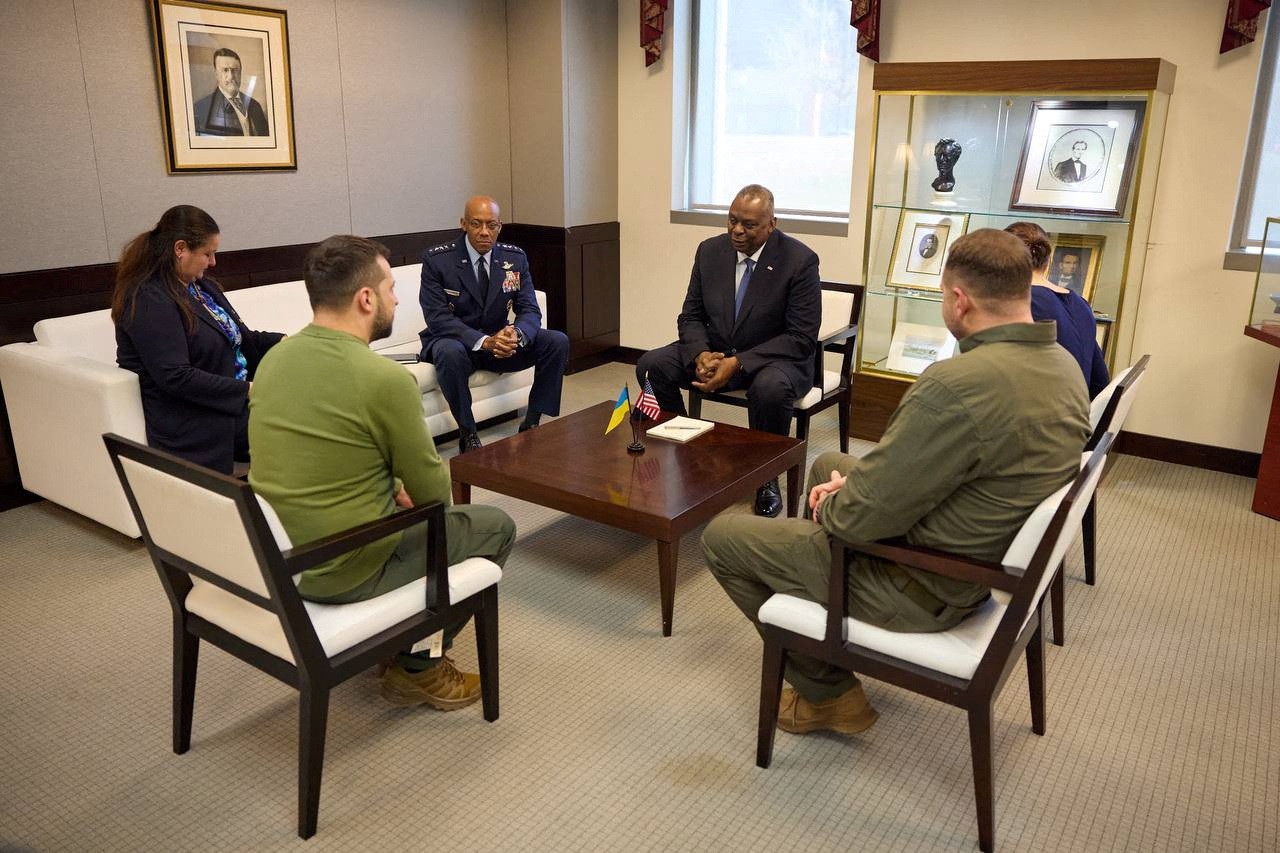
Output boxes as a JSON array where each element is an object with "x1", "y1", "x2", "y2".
[
  {"x1": 703, "y1": 229, "x2": 1090, "y2": 736},
  {"x1": 250, "y1": 235, "x2": 515, "y2": 711}
]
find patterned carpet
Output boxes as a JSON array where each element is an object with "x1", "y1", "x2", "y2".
[{"x1": 0, "y1": 362, "x2": 1276, "y2": 852}]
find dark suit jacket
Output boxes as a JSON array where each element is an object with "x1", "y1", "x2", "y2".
[
  {"x1": 418, "y1": 237, "x2": 542, "y2": 352},
  {"x1": 1052, "y1": 157, "x2": 1086, "y2": 182},
  {"x1": 193, "y1": 89, "x2": 269, "y2": 136},
  {"x1": 116, "y1": 278, "x2": 283, "y2": 473},
  {"x1": 676, "y1": 229, "x2": 821, "y2": 394}
]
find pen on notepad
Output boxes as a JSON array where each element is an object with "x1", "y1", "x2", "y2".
[{"x1": 661, "y1": 425, "x2": 699, "y2": 430}]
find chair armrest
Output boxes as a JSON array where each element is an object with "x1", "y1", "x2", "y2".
[
  {"x1": 281, "y1": 500, "x2": 451, "y2": 608},
  {"x1": 819, "y1": 323, "x2": 859, "y2": 347},
  {"x1": 281, "y1": 501, "x2": 444, "y2": 573},
  {"x1": 823, "y1": 534, "x2": 1018, "y2": 643}
]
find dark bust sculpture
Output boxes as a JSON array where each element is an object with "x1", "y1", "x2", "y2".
[{"x1": 932, "y1": 138, "x2": 962, "y2": 193}]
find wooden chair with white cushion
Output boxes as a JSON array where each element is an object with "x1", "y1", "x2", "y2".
[
  {"x1": 754, "y1": 432, "x2": 1113, "y2": 853},
  {"x1": 103, "y1": 433, "x2": 502, "y2": 839},
  {"x1": 1045, "y1": 354, "x2": 1149, "y2": 646},
  {"x1": 688, "y1": 282, "x2": 864, "y2": 452}
]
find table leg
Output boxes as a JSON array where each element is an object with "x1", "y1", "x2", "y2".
[
  {"x1": 657, "y1": 539, "x2": 677, "y2": 637},
  {"x1": 452, "y1": 480, "x2": 471, "y2": 505},
  {"x1": 786, "y1": 463, "x2": 801, "y2": 518}
]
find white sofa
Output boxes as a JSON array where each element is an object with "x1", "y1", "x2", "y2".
[{"x1": 0, "y1": 263, "x2": 545, "y2": 537}]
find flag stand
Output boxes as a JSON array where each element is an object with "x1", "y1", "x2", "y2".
[{"x1": 627, "y1": 409, "x2": 645, "y2": 454}]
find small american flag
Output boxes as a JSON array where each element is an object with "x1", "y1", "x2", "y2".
[{"x1": 637, "y1": 375, "x2": 662, "y2": 420}]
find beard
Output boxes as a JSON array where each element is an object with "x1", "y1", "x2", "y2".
[{"x1": 370, "y1": 299, "x2": 394, "y2": 342}]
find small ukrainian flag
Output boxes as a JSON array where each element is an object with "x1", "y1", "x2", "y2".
[{"x1": 605, "y1": 385, "x2": 631, "y2": 435}]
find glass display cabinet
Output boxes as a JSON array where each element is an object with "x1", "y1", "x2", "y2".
[
  {"x1": 852, "y1": 59, "x2": 1175, "y2": 440},
  {"x1": 1249, "y1": 217, "x2": 1280, "y2": 332}
]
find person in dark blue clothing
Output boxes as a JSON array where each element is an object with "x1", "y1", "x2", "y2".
[
  {"x1": 113, "y1": 205, "x2": 284, "y2": 474},
  {"x1": 1005, "y1": 222, "x2": 1109, "y2": 399}
]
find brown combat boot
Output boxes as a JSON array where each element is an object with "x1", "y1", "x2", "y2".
[
  {"x1": 380, "y1": 656, "x2": 482, "y2": 711},
  {"x1": 777, "y1": 684, "x2": 879, "y2": 735}
]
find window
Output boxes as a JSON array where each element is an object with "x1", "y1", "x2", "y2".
[
  {"x1": 1235, "y1": 14, "x2": 1280, "y2": 249},
  {"x1": 686, "y1": 0, "x2": 861, "y2": 218}
]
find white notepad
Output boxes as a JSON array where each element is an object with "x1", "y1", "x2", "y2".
[{"x1": 646, "y1": 416, "x2": 714, "y2": 443}]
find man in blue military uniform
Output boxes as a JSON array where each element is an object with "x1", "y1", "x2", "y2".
[{"x1": 418, "y1": 195, "x2": 570, "y2": 453}]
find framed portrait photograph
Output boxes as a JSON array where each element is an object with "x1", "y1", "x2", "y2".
[
  {"x1": 1047, "y1": 233, "x2": 1106, "y2": 302},
  {"x1": 1010, "y1": 100, "x2": 1147, "y2": 217},
  {"x1": 150, "y1": 0, "x2": 296, "y2": 172},
  {"x1": 887, "y1": 210, "x2": 970, "y2": 291},
  {"x1": 886, "y1": 322, "x2": 957, "y2": 375}
]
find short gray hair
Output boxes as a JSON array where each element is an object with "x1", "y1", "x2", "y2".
[{"x1": 734, "y1": 184, "x2": 775, "y2": 214}]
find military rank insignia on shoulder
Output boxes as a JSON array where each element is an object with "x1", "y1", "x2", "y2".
[
  {"x1": 496, "y1": 242, "x2": 525, "y2": 255},
  {"x1": 427, "y1": 241, "x2": 455, "y2": 256}
]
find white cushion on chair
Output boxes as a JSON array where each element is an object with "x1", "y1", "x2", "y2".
[
  {"x1": 186, "y1": 557, "x2": 502, "y2": 663},
  {"x1": 758, "y1": 592, "x2": 1011, "y2": 680},
  {"x1": 796, "y1": 369, "x2": 842, "y2": 410}
]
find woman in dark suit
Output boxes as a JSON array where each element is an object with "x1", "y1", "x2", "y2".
[
  {"x1": 112, "y1": 205, "x2": 283, "y2": 474},
  {"x1": 1005, "y1": 222, "x2": 1109, "y2": 399}
]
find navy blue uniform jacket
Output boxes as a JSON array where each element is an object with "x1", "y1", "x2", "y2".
[
  {"x1": 418, "y1": 238, "x2": 542, "y2": 352},
  {"x1": 116, "y1": 278, "x2": 282, "y2": 473}
]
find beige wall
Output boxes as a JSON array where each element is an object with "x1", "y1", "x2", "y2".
[
  {"x1": 617, "y1": 0, "x2": 1280, "y2": 453},
  {"x1": 0, "y1": 0, "x2": 512, "y2": 273}
]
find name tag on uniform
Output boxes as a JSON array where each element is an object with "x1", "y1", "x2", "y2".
[
  {"x1": 502, "y1": 271, "x2": 520, "y2": 292},
  {"x1": 444, "y1": 288, "x2": 461, "y2": 297}
]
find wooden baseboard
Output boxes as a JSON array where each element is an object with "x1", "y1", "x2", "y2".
[
  {"x1": 0, "y1": 483, "x2": 39, "y2": 513},
  {"x1": 612, "y1": 346, "x2": 644, "y2": 365},
  {"x1": 1115, "y1": 431, "x2": 1261, "y2": 478}
]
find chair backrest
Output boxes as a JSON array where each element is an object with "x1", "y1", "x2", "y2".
[
  {"x1": 102, "y1": 434, "x2": 323, "y2": 661},
  {"x1": 1086, "y1": 354, "x2": 1149, "y2": 450},
  {"x1": 816, "y1": 281, "x2": 865, "y2": 384},
  {"x1": 975, "y1": 433, "x2": 1114, "y2": 680}
]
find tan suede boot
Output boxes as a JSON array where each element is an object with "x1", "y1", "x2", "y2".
[
  {"x1": 380, "y1": 656, "x2": 482, "y2": 710},
  {"x1": 777, "y1": 684, "x2": 879, "y2": 735}
]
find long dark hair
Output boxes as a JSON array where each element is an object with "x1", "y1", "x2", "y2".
[{"x1": 111, "y1": 205, "x2": 220, "y2": 330}]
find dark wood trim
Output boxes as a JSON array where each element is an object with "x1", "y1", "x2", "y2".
[
  {"x1": 849, "y1": 372, "x2": 910, "y2": 441},
  {"x1": 1114, "y1": 431, "x2": 1261, "y2": 478},
  {"x1": 0, "y1": 482, "x2": 39, "y2": 513},
  {"x1": 612, "y1": 346, "x2": 644, "y2": 365},
  {"x1": 1244, "y1": 323, "x2": 1280, "y2": 348},
  {"x1": 872, "y1": 58, "x2": 1174, "y2": 93}
]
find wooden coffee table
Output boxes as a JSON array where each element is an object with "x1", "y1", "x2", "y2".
[{"x1": 449, "y1": 401, "x2": 807, "y2": 636}]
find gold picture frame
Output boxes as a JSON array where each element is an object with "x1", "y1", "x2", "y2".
[
  {"x1": 1047, "y1": 233, "x2": 1105, "y2": 303},
  {"x1": 887, "y1": 209, "x2": 970, "y2": 292},
  {"x1": 150, "y1": 0, "x2": 296, "y2": 172}
]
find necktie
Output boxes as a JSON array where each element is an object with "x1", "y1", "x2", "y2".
[
  {"x1": 734, "y1": 258, "x2": 755, "y2": 318},
  {"x1": 476, "y1": 255, "x2": 488, "y2": 294}
]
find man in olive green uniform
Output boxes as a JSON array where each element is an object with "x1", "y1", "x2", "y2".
[
  {"x1": 250, "y1": 235, "x2": 515, "y2": 711},
  {"x1": 702, "y1": 228, "x2": 1090, "y2": 736}
]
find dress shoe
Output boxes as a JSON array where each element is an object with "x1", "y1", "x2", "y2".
[
  {"x1": 754, "y1": 479, "x2": 782, "y2": 517},
  {"x1": 777, "y1": 684, "x2": 879, "y2": 735},
  {"x1": 518, "y1": 418, "x2": 539, "y2": 433},
  {"x1": 458, "y1": 431, "x2": 482, "y2": 454},
  {"x1": 380, "y1": 656, "x2": 482, "y2": 710}
]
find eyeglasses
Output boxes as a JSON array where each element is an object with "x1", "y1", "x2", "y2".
[{"x1": 466, "y1": 219, "x2": 502, "y2": 231}]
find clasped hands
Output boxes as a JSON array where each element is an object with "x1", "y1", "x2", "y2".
[
  {"x1": 691, "y1": 351, "x2": 740, "y2": 393},
  {"x1": 808, "y1": 469, "x2": 846, "y2": 525},
  {"x1": 482, "y1": 325, "x2": 521, "y2": 359}
]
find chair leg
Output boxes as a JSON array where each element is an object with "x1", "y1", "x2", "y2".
[
  {"x1": 298, "y1": 685, "x2": 330, "y2": 839},
  {"x1": 838, "y1": 397, "x2": 850, "y2": 454},
  {"x1": 794, "y1": 412, "x2": 809, "y2": 443},
  {"x1": 1049, "y1": 561, "x2": 1065, "y2": 647},
  {"x1": 1026, "y1": 614, "x2": 1046, "y2": 736},
  {"x1": 968, "y1": 702, "x2": 996, "y2": 853},
  {"x1": 173, "y1": 618, "x2": 199, "y2": 755},
  {"x1": 756, "y1": 637, "x2": 787, "y2": 769},
  {"x1": 1083, "y1": 495, "x2": 1097, "y2": 586},
  {"x1": 475, "y1": 586, "x2": 500, "y2": 722},
  {"x1": 688, "y1": 391, "x2": 702, "y2": 419}
]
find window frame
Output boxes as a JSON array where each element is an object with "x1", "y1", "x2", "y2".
[
  {"x1": 1228, "y1": 12, "x2": 1280, "y2": 270},
  {"x1": 678, "y1": 0, "x2": 860, "y2": 225}
]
